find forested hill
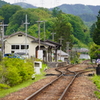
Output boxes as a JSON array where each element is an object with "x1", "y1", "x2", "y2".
[
  {"x1": 12, "y1": 2, "x2": 100, "y2": 24},
  {"x1": 1, "y1": 1, "x2": 100, "y2": 16},
  {"x1": 0, "y1": 0, "x2": 9, "y2": 7},
  {"x1": 0, "y1": 2, "x2": 94, "y2": 48},
  {"x1": 57, "y1": 4, "x2": 100, "y2": 15},
  {"x1": 13, "y1": 2, "x2": 37, "y2": 8},
  {"x1": 12, "y1": 2, "x2": 100, "y2": 16},
  {"x1": 56, "y1": 4, "x2": 100, "y2": 26}
]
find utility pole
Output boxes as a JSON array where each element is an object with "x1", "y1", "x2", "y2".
[
  {"x1": 24, "y1": 14, "x2": 30, "y2": 55},
  {"x1": 36, "y1": 21, "x2": 43, "y2": 50},
  {"x1": 51, "y1": 33, "x2": 56, "y2": 41},
  {"x1": 0, "y1": 22, "x2": 8, "y2": 58},
  {"x1": 43, "y1": 21, "x2": 46, "y2": 41},
  {"x1": 59, "y1": 36, "x2": 63, "y2": 60},
  {"x1": 66, "y1": 42, "x2": 70, "y2": 55}
]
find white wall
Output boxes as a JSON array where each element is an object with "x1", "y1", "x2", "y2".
[{"x1": 5, "y1": 34, "x2": 39, "y2": 58}]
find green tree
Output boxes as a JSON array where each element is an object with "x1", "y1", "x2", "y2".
[
  {"x1": 52, "y1": 7, "x2": 62, "y2": 17},
  {"x1": 52, "y1": 13, "x2": 73, "y2": 51},
  {"x1": 90, "y1": 23, "x2": 95, "y2": 38},
  {"x1": 93, "y1": 11, "x2": 100, "y2": 45},
  {"x1": 6, "y1": 9, "x2": 33, "y2": 35},
  {"x1": 0, "y1": 4, "x2": 22, "y2": 24},
  {"x1": 0, "y1": 0, "x2": 9, "y2": 8},
  {"x1": 6, "y1": 8, "x2": 51, "y2": 35},
  {"x1": 90, "y1": 43, "x2": 100, "y2": 59},
  {"x1": 66, "y1": 14, "x2": 87, "y2": 44},
  {"x1": 32, "y1": 8, "x2": 51, "y2": 20},
  {"x1": 0, "y1": 16, "x2": 4, "y2": 22}
]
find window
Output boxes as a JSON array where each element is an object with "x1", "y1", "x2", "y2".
[
  {"x1": 16, "y1": 45, "x2": 19, "y2": 49},
  {"x1": 18, "y1": 35, "x2": 22, "y2": 37},
  {"x1": 21, "y1": 45, "x2": 25, "y2": 49},
  {"x1": 11, "y1": 45, "x2": 29, "y2": 50},
  {"x1": 21, "y1": 45, "x2": 29, "y2": 49},
  {"x1": 11, "y1": 45, "x2": 19, "y2": 49},
  {"x1": 12, "y1": 45, "x2": 15, "y2": 49}
]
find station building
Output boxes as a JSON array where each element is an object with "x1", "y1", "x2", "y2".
[{"x1": 4, "y1": 31, "x2": 62, "y2": 62}]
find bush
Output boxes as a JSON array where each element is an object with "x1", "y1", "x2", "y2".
[
  {"x1": 0, "y1": 58, "x2": 35, "y2": 86},
  {"x1": 0, "y1": 84, "x2": 10, "y2": 90},
  {"x1": 92, "y1": 75, "x2": 100, "y2": 89}
]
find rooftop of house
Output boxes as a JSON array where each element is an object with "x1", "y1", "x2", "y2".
[{"x1": 57, "y1": 50, "x2": 69, "y2": 56}]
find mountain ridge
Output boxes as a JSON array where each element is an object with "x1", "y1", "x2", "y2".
[
  {"x1": 1, "y1": 1, "x2": 100, "y2": 16},
  {"x1": 1, "y1": 1, "x2": 100, "y2": 27},
  {"x1": 12, "y1": 2, "x2": 100, "y2": 15},
  {"x1": 13, "y1": 2, "x2": 37, "y2": 8},
  {"x1": 56, "y1": 4, "x2": 100, "y2": 15}
]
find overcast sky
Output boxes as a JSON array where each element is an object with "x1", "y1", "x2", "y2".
[{"x1": 4, "y1": 0, "x2": 100, "y2": 8}]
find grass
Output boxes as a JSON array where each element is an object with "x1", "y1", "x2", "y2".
[
  {"x1": 91, "y1": 75, "x2": 100, "y2": 99},
  {"x1": 0, "y1": 68, "x2": 46, "y2": 98}
]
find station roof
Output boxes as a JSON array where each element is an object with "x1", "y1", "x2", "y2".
[
  {"x1": 4, "y1": 31, "x2": 61, "y2": 49},
  {"x1": 4, "y1": 31, "x2": 37, "y2": 40}
]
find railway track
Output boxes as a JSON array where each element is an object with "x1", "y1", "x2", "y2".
[{"x1": 25, "y1": 64, "x2": 95, "y2": 100}]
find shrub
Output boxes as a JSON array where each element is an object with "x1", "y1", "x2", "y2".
[
  {"x1": 0, "y1": 84, "x2": 10, "y2": 90},
  {"x1": 5, "y1": 65, "x2": 22, "y2": 86},
  {"x1": 92, "y1": 75, "x2": 100, "y2": 89},
  {"x1": 0, "y1": 58, "x2": 34, "y2": 86}
]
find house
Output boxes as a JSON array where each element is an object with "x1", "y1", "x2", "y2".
[
  {"x1": 57, "y1": 50, "x2": 69, "y2": 62},
  {"x1": 4, "y1": 31, "x2": 61, "y2": 62}
]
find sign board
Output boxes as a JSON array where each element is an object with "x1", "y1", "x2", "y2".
[{"x1": 37, "y1": 50, "x2": 43, "y2": 60}]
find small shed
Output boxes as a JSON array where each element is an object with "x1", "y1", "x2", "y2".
[{"x1": 57, "y1": 50, "x2": 69, "y2": 62}]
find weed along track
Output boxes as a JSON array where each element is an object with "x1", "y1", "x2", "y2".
[{"x1": 25, "y1": 64, "x2": 95, "y2": 100}]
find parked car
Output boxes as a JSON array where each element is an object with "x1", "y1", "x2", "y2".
[
  {"x1": 16, "y1": 52, "x2": 29, "y2": 59},
  {"x1": 4, "y1": 53, "x2": 24, "y2": 59}
]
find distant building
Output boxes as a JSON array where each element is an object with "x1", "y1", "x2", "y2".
[
  {"x1": 79, "y1": 54, "x2": 90, "y2": 59},
  {"x1": 72, "y1": 48, "x2": 89, "y2": 52},
  {"x1": 57, "y1": 50, "x2": 69, "y2": 62}
]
